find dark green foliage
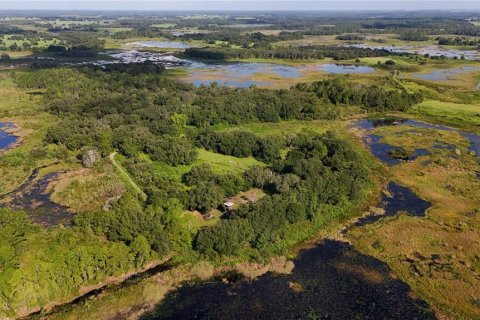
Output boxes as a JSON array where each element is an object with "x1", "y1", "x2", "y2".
[
  {"x1": 195, "y1": 130, "x2": 284, "y2": 163},
  {"x1": 335, "y1": 34, "x2": 366, "y2": 41},
  {"x1": 194, "y1": 219, "x2": 254, "y2": 256},
  {"x1": 183, "y1": 164, "x2": 246, "y2": 197},
  {"x1": 437, "y1": 37, "x2": 480, "y2": 46},
  {"x1": 184, "y1": 45, "x2": 392, "y2": 61},
  {"x1": 194, "y1": 131, "x2": 372, "y2": 258},
  {"x1": 187, "y1": 182, "x2": 225, "y2": 213},
  {"x1": 399, "y1": 31, "x2": 429, "y2": 41}
]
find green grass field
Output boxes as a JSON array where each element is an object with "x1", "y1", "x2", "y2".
[
  {"x1": 142, "y1": 148, "x2": 265, "y2": 182},
  {"x1": 409, "y1": 100, "x2": 480, "y2": 129}
]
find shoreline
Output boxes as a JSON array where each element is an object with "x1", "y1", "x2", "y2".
[{"x1": 0, "y1": 121, "x2": 24, "y2": 153}]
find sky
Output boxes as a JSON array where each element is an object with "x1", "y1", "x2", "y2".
[{"x1": 1, "y1": 1, "x2": 480, "y2": 11}]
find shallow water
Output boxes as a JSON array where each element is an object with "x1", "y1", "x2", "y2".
[
  {"x1": 315, "y1": 63, "x2": 375, "y2": 74},
  {"x1": 2, "y1": 169, "x2": 73, "y2": 226},
  {"x1": 142, "y1": 240, "x2": 435, "y2": 320},
  {"x1": 187, "y1": 62, "x2": 301, "y2": 87},
  {"x1": 101, "y1": 51, "x2": 376, "y2": 87},
  {"x1": 348, "y1": 182, "x2": 431, "y2": 230},
  {"x1": 128, "y1": 41, "x2": 193, "y2": 49},
  {"x1": 353, "y1": 118, "x2": 480, "y2": 163},
  {"x1": 0, "y1": 122, "x2": 19, "y2": 151},
  {"x1": 403, "y1": 119, "x2": 480, "y2": 156},
  {"x1": 413, "y1": 66, "x2": 480, "y2": 81},
  {"x1": 353, "y1": 119, "x2": 431, "y2": 166},
  {"x1": 187, "y1": 62, "x2": 374, "y2": 87}
]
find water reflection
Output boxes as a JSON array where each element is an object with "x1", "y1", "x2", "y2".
[
  {"x1": 127, "y1": 41, "x2": 194, "y2": 49},
  {"x1": 1, "y1": 169, "x2": 73, "y2": 226},
  {"x1": 0, "y1": 122, "x2": 19, "y2": 151},
  {"x1": 142, "y1": 240, "x2": 435, "y2": 320},
  {"x1": 413, "y1": 66, "x2": 480, "y2": 81}
]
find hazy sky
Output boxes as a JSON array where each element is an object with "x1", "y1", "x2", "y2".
[{"x1": 1, "y1": 1, "x2": 480, "y2": 11}]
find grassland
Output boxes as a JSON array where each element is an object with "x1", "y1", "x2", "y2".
[
  {"x1": 50, "y1": 161, "x2": 127, "y2": 213},
  {"x1": 140, "y1": 148, "x2": 265, "y2": 183},
  {"x1": 409, "y1": 100, "x2": 480, "y2": 129}
]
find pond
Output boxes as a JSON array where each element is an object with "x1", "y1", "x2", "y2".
[
  {"x1": 347, "y1": 182, "x2": 431, "y2": 230},
  {"x1": 352, "y1": 119, "x2": 432, "y2": 166},
  {"x1": 413, "y1": 66, "x2": 480, "y2": 81},
  {"x1": 352, "y1": 118, "x2": 480, "y2": 165},
  {"x1": 0, "y1": 122, "x2": 19, "y2": 151},
  {"x1": 127, "y1": 41, "x2": 194, "y2": 49},
  {"x1": 141, "y1": 240, "x2": 435, "y2": 320}
]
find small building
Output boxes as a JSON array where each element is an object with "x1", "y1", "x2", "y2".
[{"x1": 223, "y1": 201, "x2": 235, "y2": 212}]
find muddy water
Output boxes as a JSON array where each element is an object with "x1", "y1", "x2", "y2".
[
  {"x1": 0, "y1": 122, "x2": 19, "y2": 151},
  {"x1": 142, "y1": 240, "x2": 435, "y2": 320},
  {"x1": 2, "y1": 168, "x2": 73, "y2": 226}
]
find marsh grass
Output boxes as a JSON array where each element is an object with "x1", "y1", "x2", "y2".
[{"x1": 349, "y1": 123, "x2": 480, "y2": 319}]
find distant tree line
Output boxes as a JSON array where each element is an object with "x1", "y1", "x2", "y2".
[{"x1": 183, "y1": 45, "x2": 394, "y2": 60}]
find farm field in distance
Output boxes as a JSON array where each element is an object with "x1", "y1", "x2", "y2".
[{"x1": 0, "y1": 6, "x2": 479, "y2": 320}]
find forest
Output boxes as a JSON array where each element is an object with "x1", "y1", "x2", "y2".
[{"x1": 183, "y1": 45, "x2": 395, "y2": 60}]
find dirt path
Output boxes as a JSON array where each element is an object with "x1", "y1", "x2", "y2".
[{"x1": 109, "y1": 152, "x2": 147, "y2": 200}]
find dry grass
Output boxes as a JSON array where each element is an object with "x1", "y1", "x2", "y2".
[
  {"x1": 349, "y1": 123, "x2": 480, "y2": 319},
  {"x1": 50, "y1": 162, "x2": 126, "y2": 213}
]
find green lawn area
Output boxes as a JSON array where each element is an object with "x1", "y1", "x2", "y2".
[
  {"x1": 142, "y1": 148, "x2": 265, "y2": 182},
  {"x1": 409, "y1": 99, "x2": 480, "y2": 129}
]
